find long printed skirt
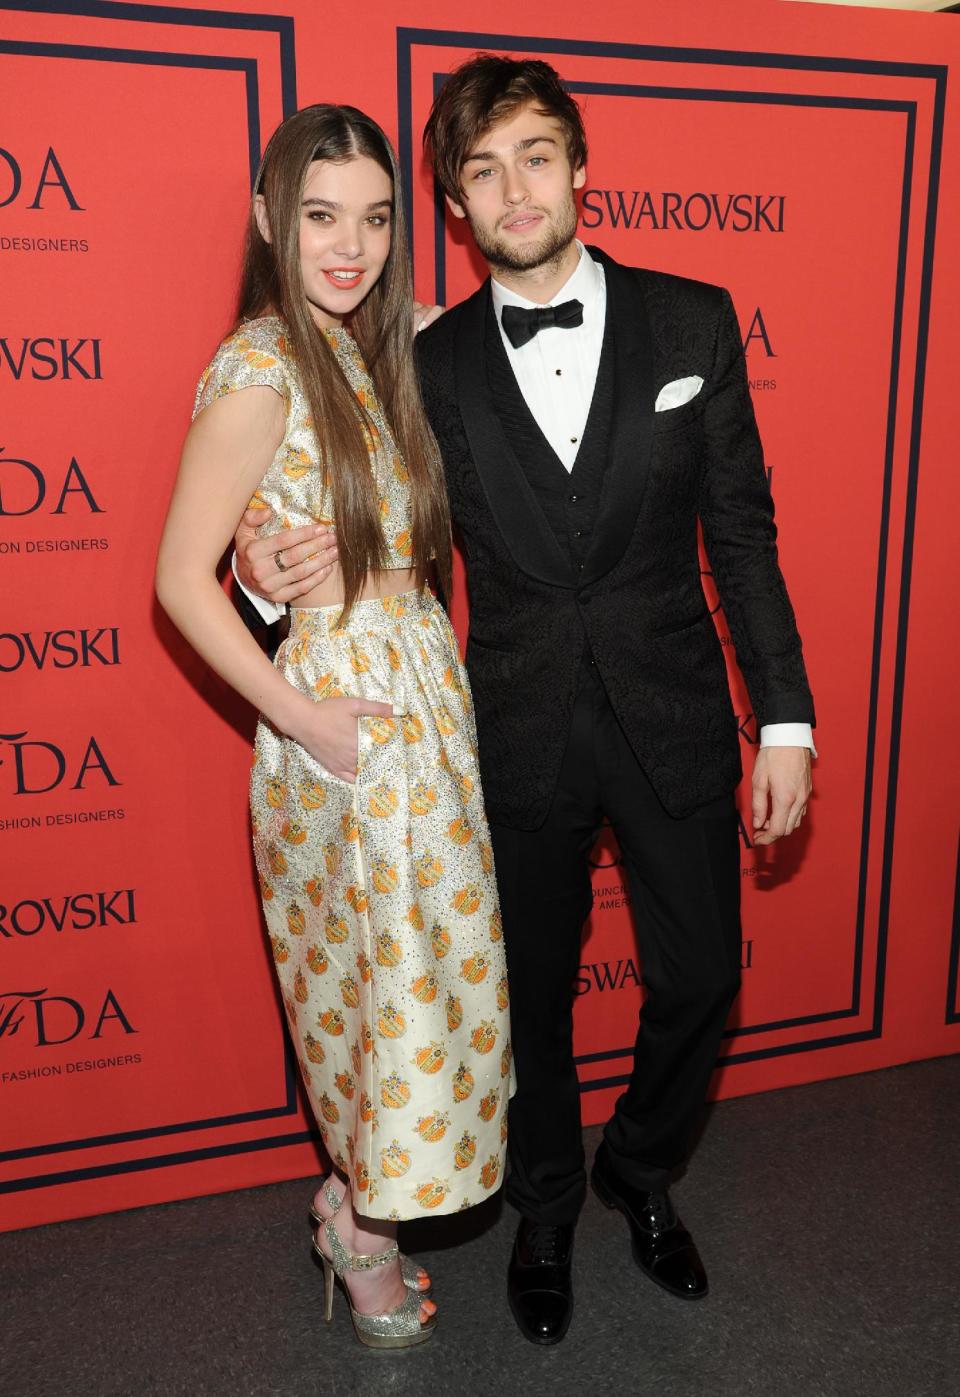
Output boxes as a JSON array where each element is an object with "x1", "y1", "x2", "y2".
[{"x1": 251, "y1": 589, "x2": 512, "y2": 1219}]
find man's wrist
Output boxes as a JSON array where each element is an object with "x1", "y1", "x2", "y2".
[
  {"x1": 231, "y1": 551, "x2": 286, "y2": 625},
  {"x1": 759, "y1": 722, "x2": 817, "y2": 758}
]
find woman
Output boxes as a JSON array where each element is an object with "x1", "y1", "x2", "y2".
[{"x1": 156, "y1": 104, "x2": 511, "y2": 1349}]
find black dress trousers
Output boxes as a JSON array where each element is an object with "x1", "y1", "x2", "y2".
[{"x1": 491, "y1": 661, "x2": 742, "y2": 1226}]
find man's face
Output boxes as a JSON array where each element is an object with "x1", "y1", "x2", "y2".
[{"x1": 447, "y1": 102, "x2": 585, "y2": 274}]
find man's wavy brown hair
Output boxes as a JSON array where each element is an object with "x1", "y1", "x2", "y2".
[{"x1": 424, "y1": 55, "x2": 588, "y2": 201}]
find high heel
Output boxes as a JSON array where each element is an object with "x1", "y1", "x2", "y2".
[
  {"x1": 319, "y1": 1217, "x2": 437, "y2": 1349},
  {"x1": 321, "y1": 1248, "x2": 336, "y2": 1323},
  {"x1": 309, "y1": 1178, "x2": 429, "y2": 1292}
]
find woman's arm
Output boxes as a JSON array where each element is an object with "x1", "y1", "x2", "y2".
[{"x1": 155, "y1": 386, "x2": 389, "y2": 781}]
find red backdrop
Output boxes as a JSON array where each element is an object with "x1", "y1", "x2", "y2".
[{"x1": 2, "y1": 0, "x2": 958, "y2": 1231}]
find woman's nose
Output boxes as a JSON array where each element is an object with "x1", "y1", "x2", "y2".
[{"x1": 332, "y1": 226, "x2": 362, "y2": 259}]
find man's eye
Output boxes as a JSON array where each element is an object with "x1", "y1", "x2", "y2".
[
  {"x1": 528, "y1": 157, "x2": 546, "y2": 168},
  {"x1": 474, "y1": 168, "x2": 495, "y2": 180}
]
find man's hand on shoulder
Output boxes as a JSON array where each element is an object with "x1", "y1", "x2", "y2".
[
  {"x1": 413, "y1": 302, "x2": 445, "y2": 334},
  {"x1": 234, "y1": 506, "x2": 338, "y2": 605},
  {"x1": 751, "y1": 747, "x2": 812, "y2": 846}
]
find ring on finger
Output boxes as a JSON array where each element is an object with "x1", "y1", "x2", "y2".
[{"x1": 274, "y1": 550, "x2": 288, "y2": 573}]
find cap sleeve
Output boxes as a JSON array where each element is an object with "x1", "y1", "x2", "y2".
[{"x1": 193, "y1": 321, "x2": 289, "y2": 419}]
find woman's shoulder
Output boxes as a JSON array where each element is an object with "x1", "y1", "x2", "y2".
[
  {"x1": 217, "y1": 315, "x2": 291, "y2": 367},
  {"x1": 194, "y1": 316, "x2": 291, "y2": 418}
]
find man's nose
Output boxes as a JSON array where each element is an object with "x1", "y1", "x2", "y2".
[{"x1": 502, "y1": 167, "x2": 530, "y2": 205}]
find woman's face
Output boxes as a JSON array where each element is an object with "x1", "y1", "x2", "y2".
[{"x1": 296, "y1": 154, "x2": 393, "y2": 328}]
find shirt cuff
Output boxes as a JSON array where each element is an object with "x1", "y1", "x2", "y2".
[
  {"x1": 231, "y1": 551, "x2": 286, "y2": 626},
  {"x1": 759, "y1": 722, "x2": 817, "y2": 758}
]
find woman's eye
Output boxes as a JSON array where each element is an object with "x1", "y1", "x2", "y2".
[
  {"x1": 307, "y1": 210, "x2": 332, "y2": 222},
  {"x1": 366, "y1": 215, "x2": 389, "y2": 227}
]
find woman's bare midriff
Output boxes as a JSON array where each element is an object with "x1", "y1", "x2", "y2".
[{"x1": 294, "y1": 565, "x2": 420, "y2": 610}]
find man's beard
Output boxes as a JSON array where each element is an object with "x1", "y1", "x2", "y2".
[{"x1": 470, "y1": 196, "x2": 578, "y2": 276}]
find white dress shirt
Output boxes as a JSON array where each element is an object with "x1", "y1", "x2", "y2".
[
  {"x1": 491, "y1": 241, "x2": 607, "y2": 471},
  {"x1": 236, "y1": 243, "x2": 814, "y2": 753}
]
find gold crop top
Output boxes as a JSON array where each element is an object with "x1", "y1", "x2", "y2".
[{"x1": 193, "y1": 315, "x2": 416, "y2": 566}]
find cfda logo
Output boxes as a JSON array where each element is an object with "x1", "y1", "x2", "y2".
[
  {"x1": 0, "y1": 731, "x2": 120, "y2": 795},
  {"x1": 0, "y1": 147, "x2": 83, "y2": 210},
  {"x1": 743, "y1": 307, "x2": 775, "y2": 357},
  {"x1": 0, "y1": 449, "x2": 102, "y2": 516},
  {"x1": 0, "y1": 987, "x2": 135, "y2": 1047}
]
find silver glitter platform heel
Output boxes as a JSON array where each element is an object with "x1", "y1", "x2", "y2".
[
  {"x1": 319, "y1": 1216, "x2": 437, "y2": 1349},
  {"x1": 309, "y1": 1179, "x2": 429, "y2": 1292}
]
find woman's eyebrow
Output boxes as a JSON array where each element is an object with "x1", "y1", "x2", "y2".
[{"x1": 301, "y1": 197, "x2": 393, "y2": 210}]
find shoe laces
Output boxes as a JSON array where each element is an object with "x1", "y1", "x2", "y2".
[
  {"x1": 526, "y1": 1225, "x2": 565, "y2": 1265},
  {"x1": 645, "y1": 1191, "x2": 675, "y2": 1231}
]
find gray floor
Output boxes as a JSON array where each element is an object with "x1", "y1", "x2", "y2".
[{"x1": 4, "y1": 1056, "x2": 958, "y2": 1397}]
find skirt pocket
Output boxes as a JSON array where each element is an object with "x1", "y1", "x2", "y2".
[{"x1": 356, "y1": 711, "x2": 411, "y2": 825}]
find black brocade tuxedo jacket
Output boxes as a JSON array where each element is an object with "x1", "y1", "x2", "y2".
[{"x1": 414, "y1": 247, "x2": 815, "y2": 830}]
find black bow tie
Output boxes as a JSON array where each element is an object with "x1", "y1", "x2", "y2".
[{"x1": 500, "y1": 298, "x2": 584, "y2": 349}]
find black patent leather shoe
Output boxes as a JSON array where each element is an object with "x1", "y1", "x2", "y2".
[
  {"x1": 591, "y1": 1141, "x2": 708, "y2": 1300},
  {"x1": 507, "y1": 1218, "x2": 575, "y2": 1345}
]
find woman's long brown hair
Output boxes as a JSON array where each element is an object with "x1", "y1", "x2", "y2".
[{"x1": 237, "y1": 103, "x2": 452, "y2": 619}]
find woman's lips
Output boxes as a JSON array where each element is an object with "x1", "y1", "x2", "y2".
[{"x1": 322, "y1": 268, "x2": 364, "y2": 289}]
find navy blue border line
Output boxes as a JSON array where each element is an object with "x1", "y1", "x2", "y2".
[
  {"x1": 568, "y1": 89, "x2": 912, "y2": 1069},
  {"x1": 0, "y1": 0, "x2": 297, "y2": 114},
  {"x1": 581, "y1": 1027, "x2": 889, "y2": 1092},
  {"x1": 554, "y1": 85, "x2": 913, "y2": 1055},
  {"x1": 0, "y1": 12, "x2": 306, "y2": 1195},
  {"x1": 398, "y1": 26, "x2": 944, "y2": 79},
  {"x1": 396, "y1": 26, "x2": 946, "y2": 261},
  {"x1": 0, "y1": 1044, "x2": 299, "y2": 1168},
  {"x1": 577, "y1": 71, "x2": 936, "y2": 1075},
  {"x1": 398, "y1": 29, "x2": 946, "y2": 1070},
  {"x1": 0, "y1": 1127, "x2": 318, "y2": 1196},
  {"x1": 947, "y1": 833, "x2": 960, "y2": 1025},
  {"x1": 431, "y1": 85, "x2": 914, "y2": 333},
  {"x1": 877, "y1": 61, "x2": 947, "y2": 1039},
  {"x1": 0, "y1": 38, "x2": 263, "y2": 181}
]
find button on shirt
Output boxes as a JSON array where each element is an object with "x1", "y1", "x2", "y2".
[{"x1": 491, "y1": 241, "x2": 605, "y2": 472}]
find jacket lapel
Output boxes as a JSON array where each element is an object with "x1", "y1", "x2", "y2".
[
  {"x1": 453, "y1": 282, "x2": 574, "y2": 589},
  {"x1": 579, "y1": 248, "x2": 655, "y2": 588}
]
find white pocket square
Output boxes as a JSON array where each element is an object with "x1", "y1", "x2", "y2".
[{"x1": 655, "y1": 375, "x2": 704, "y2": 412}]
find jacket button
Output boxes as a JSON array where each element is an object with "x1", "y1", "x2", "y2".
[{"x1": 569, "y1": 493, "x2": 580, "y2": 504}]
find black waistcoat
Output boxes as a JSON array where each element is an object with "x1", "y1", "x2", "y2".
[{"x1": 483, "y1": 303, "x2": 616, "y2": 575}]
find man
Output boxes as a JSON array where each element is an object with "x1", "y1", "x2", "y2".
[{"x1": 236, "y1": 56, "x2": 815, "y2": 1346}]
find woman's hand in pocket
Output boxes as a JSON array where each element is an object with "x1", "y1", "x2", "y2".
[{"x1": 289, "y1": 696, "x2": 395, "y2": 783}]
